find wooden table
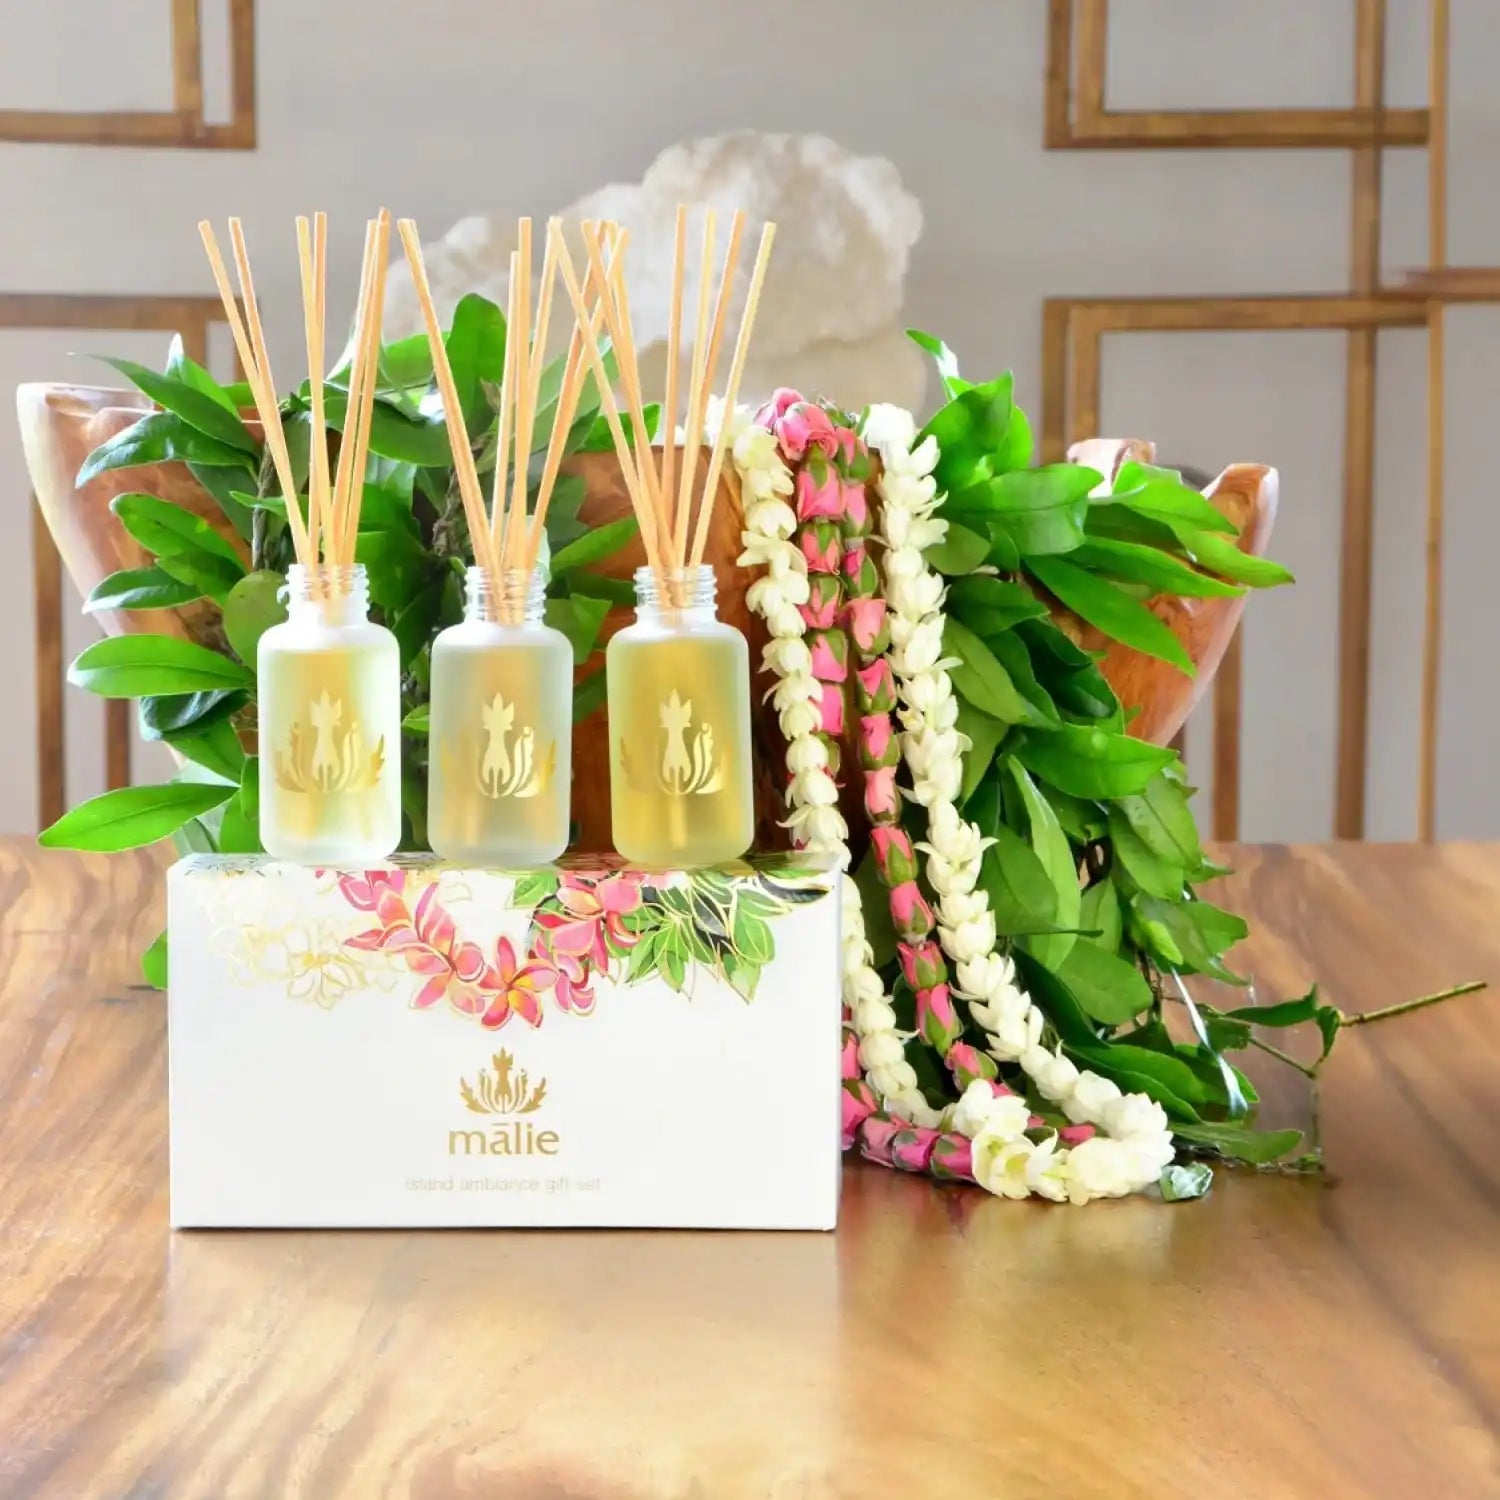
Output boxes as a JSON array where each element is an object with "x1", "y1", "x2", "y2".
[{"x1": 2, "y1": 840, "x2": 1497, "y2": 1498}]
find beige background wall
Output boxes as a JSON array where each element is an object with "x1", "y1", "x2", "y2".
[{"x1": 2, "y1": 0, "x2": 1496, "y2": 839}]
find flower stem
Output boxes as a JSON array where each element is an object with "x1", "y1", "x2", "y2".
[
  {"x1": 1248, "y1": 1034, "x2": 1316, "y2": 1078},
  {"x1": 1340, "y1": 979, "x2": 1486, "y2": 1027}
]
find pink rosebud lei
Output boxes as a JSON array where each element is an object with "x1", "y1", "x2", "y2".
[
  {"x1": 917, "y1": 983, "x2": 962, "y2": 1052},
  {"x1": 946, "y1": 1041, "x2": 999, "y2": 1089},
  {"x1": 891, "y1": 1127, "x2": 940, "y2": 1175},
  {"x1": 855, "y1": 658, "x2": 896, "y2": 713},
  {"x1": 835, "y1": 426, "x2": 860, "y2": 464},
  {"x1": 775, "y1": 405, "x2": 815, "y2": 459},
  {"x1": 930, "y1": 1132, "x2": 975, "y2": 1181},
  {"x1": 841, "y1": 480, "x2": 869, "y2": 530},
  {"x1": 869, "y1": 824, "x2": 916, "y2": 882},
  {"x1": 799, "y1": 527, "x2": 841, "y2": 573},
  {"x1": 800, "y1": 404, "x2": 841, "y2": 458},
  {"x1": 1059, "y1": 1123, "x2": 1097, "y2": 1146},
  {"x1": 849, "y1": 608, "x2": 893, "y2": 680},
  {"x1": 808, "y1": 634, "x2": 848, "y2": 684},
  {"x1": 841, "y1": 1031, "x2": 862, "y2": 1081},
  {"x1": 795, "y1": 466, "x2": 844, "y2": 522},
  {"x1": 860, "y1": 1117, "x2": 902, "y2": 1166},
  {"x1": 889, "y1": 881, "x2": 935, "y2": 940},
  {"x1": 899, "y1": 938, "x2": 945, "y2": 990},
  {"x1": 799, "y1": 593, "x2": 839, "y2": 632},
  {"x1": 754, "y1": 387, "x2": 805, "y2": 427},
  {"x1": 841, "y1": 1081, "x2": 878, "y2": 1151},
  {"x1": 860, "y1": 711, "x2": 893, "y2": 765},
  {"x1": 864, "y1": 764, "x2": 899, "y2": 822},
  {"x1": 818, "y1": 683, "x2": 845, "y2": 737}
]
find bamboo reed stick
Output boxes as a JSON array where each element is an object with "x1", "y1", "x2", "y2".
[
  {"x1": 295, "y1": 216, "x2": 330, "y2": 566},
  {"x1": 674, "y1": 209, "x2": 717, "y2": 564},
  {"x1": 658, "y1": 205, "x2": 687, "y2": 554},
  {"x1": 505, "y1": 219, "x2": 534, "y2": 577},
  {"x1": 396, "y1": 218, "x2": 500, "y2": 581},
  {"x1": 490, "y1": 251, "x2": 522, "y2": 587},
  {"x1": 328, "y1": 220, "x2": 378, "y2": 573},
  {"x1": 555, "y1": 231, "x2": 668, "y2": 595},
  {"x1": 690, "y1": 221, "x2": 776, "y2": 568},
  {"x1": 339, "y1": 208, "x2": 391, "y2": 563}
]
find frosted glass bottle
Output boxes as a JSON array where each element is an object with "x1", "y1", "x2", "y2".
[
  {"x1": 428, "y1": 567, "x2": 573, "y2": 865},
  {"x1": 606, "y1": 565, "x2": 753, "y2": 867},
  {"x1": 256, "y1": 564, "x2": 401, "y2": 863}
]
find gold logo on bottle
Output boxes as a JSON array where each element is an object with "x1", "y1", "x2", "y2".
[
  {"x1": 274, "y1": 690, "x2": 385, "y2": 793},
  {"x1": 657, "y1": 690, "x2": 726, "y2": 796},
  {"x1": 438, "y1": 693, "x2": 555, "y2": 801},
  {"x1": 459, "y1": 1050, "x2": 548, "y2": 1115}
]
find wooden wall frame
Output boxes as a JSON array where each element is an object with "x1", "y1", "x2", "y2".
[
  {"x1": 1042, "y1": 0, "x2": 1500, "y2": 844},
  {"x1": 7, "y1": 292, "x2": 234, "y2": 829},
  {"x1": 0, "y1": 0, "x2": 256, "y2": 150},
  {"x1": 1045, "y1": 0, "x2": 1428, "y2": 149}
]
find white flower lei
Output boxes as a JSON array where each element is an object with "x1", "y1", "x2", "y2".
[{"x1": 723, "y1": 397, "x2": 1176, "y2": 1202}]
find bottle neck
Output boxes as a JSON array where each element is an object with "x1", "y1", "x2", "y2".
[
  {"x1": 284, "y1": 564, "x2": 370, "y2": 625},
  {"x1": 633, "y1": 564, "x2": 719, "y2": 625},
  {"x1": 466, "y1": 566, "x2": 546, "y2": 625}
]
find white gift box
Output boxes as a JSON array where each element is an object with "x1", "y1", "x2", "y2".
[{"x1": 168, "y1": 853, "x2": 842, "y2": 1230}]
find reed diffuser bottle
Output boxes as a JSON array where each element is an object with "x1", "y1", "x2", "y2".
[
  {"x1": 557, "y1": 204, "x2": 777, "y2": 866},
  {"x1": 402, "y1": 216, "x2": 601, "y2": 865},
  {"x1": 608, "y1": 566, "x2": 752, "y2": 866},
  {"x1": 200, "y1": 206, "x2": 400, "y2": 862},
  {"x1": 258, "y1": 566, "x2": 401, "y2": 862}
]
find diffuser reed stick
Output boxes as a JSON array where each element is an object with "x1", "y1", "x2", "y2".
[{"x1": 399, "y1": 217, "x2": 614, "y2": 622}]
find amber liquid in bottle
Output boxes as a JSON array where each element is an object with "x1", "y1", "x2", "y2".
[
  {"x1": 257, "y1": 564, "x2": 402, "y2": 863},
  {"x1": 606, "y1": 565, "x2": 753, "y2": 867},
  {"x1": 428, "y1": 567, "x2": 572, "y2": 865}
]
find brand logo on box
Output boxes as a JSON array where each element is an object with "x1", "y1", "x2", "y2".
[{"x1": 449, "y1": 1050, "x2": 560, "y2": 1157}]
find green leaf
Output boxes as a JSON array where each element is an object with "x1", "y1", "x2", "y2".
[
  {"x1": 549, "y1": 516, "x2": 639, "y2": 574},
  {"x1": 1009, "y1": 760, "x2": 1080, "y2": 970},
  {"x1": 38, "y1": 780, "x2": 234, "y2": 852},
  {"x1": 187, "y1": 462, "x2": 256, "y2": 541},
  {"x1": 357, "y1": 481, "x2": 419, "y2": 537},
  {"x1": 94, "y1": 355, "x2": 259, "y2": 454},
  {"x1": 1159, "y1": 1162, "x2": 1213, "y2": 1201},
  {"x1": 1178, "y1": 528, "x2": 1296, "y2": 588},
  {"x1": 444, "y1": 292, "x2": 507, "y2": 432},
  {"x1": 138, "y1": 688, "x2": 245, "y2": 740},
  {"x1": 356, "y1": 529, "x2": 434, "y2": 617},
  {"x1": 545, "y1": 594, "x2": 611, "y2": 664},
  {"x1": 982, "y1": 466, "x2": 1096, "y2": 557},
  {"x1": 217, "y1": 773, "x2": 263, "y2": 854},
  {"x1": 944, "y1": 617, "x2": 1034, "y2": 725},
  {"x1": 980, "y1": 822, "x2": 1060, "y2": 938},
  {"x1": 391, "y1": 577, "x2": 445, "y2": 669},
  {"x1": 1026, "y1": 555, "x2": 1194, "y2": 675},
  {"x1": 1080, "y1": 879, "x2": 1122, "y2": 953},
  {"x1": 401, "y1": 703, "x2": 430, "y2": 735},
  {"x1": 1072, "y1": 538, "x2": 1244, "y2": 599},
  {"x1": 164, "y1": 335, "x2": 239, "y2": 414},
  {"x1": 162, "y1": 714, "x2": 244, "y2": 781},
  {"x1": 852, "y1": 850, "x2": 899, "y2": 970},
  {"x1": 1132, "y1": 896, "x2": 1248, "y2": 984},
  {"x1": 731, "y1": 909, "x2": 774, "y2": 965},
  {"x1": 1069, "y1": 1039, "x2": 1211, "y2": 1118},
  {"x1": 989, "y1": 631, "x2": 1060, "y2": 728},
  {"x1": 906, "y1": 328, "x2": 971, "y2": 398},
  {"x1": 1015, "y1": 724, "x2": 1175, "y2": 799},
  {"x1": 140, "y1": 928, "x2": 168, "y2": 989},
  {"x1": 323, "y1": 389, "x2": 452, "y2": 466},
  {"x1": 111, "y1": 492, "x2": 245, "y2": 568},
  {"x1": 955, "y1": 699, "x2": 1005, "y2": 804},
  {"x1": 1112, "y1": 462, "x2": 1237, "y2": 534},
  {"x1": 925, "y1": 521, "x2": 990, "y2": 575},
  {"x1": 1224, "y1": 987, "x2": 1328, "y2": 1029},
  {"x1": 573, "y1": 668, "x2": 607, "y2": 723},
  {"x1": 947, "y1": 575, "x2": 1047, "y2": 638},
  {"x1": 78, "y1": 411, "x2": 252, "y2": 485},
  {"x1": 68, "y1": 634, "x2": 254, "y2": 697},
  {"x1": 1173, "y1": 1122, "x2": 1303, "y2": 1164},
  {"x1": 84, "y1": 566, "x2": 200, "y2": 614},
  {"x1": 1108, "y1": 807, "x2": 1187, "y2": 899},
  {"x1": 1012, "y1": 951, "x2": 1098, "y2": 1048},
  {"x1": 1116, "y1": 770, "x2": 1203, "y2": 870},
  {"x1": 221, "y1": 570, "x2": 288, "y2": 666},
  {"x1": 93, "y1": 354, "x2": 259, "y2": 453},
  {"x1": 1054, "y1": 939, "x2": 1153, "y2": 1025},
  {"x1": 991, "y1": 406, "x2": 1034, "y2": 473},
  {"x1": 924, "y1": 375, "x2": 1015, "y2": 492}
]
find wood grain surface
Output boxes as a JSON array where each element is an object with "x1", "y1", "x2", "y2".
[{"x1": 1, "y1": 840, "x2": 1497, "y2": 1498}]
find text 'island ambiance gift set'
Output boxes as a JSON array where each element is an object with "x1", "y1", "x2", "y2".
[{"x1": 167, "y1": 208, "x2": 842, "y2": 1229}]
